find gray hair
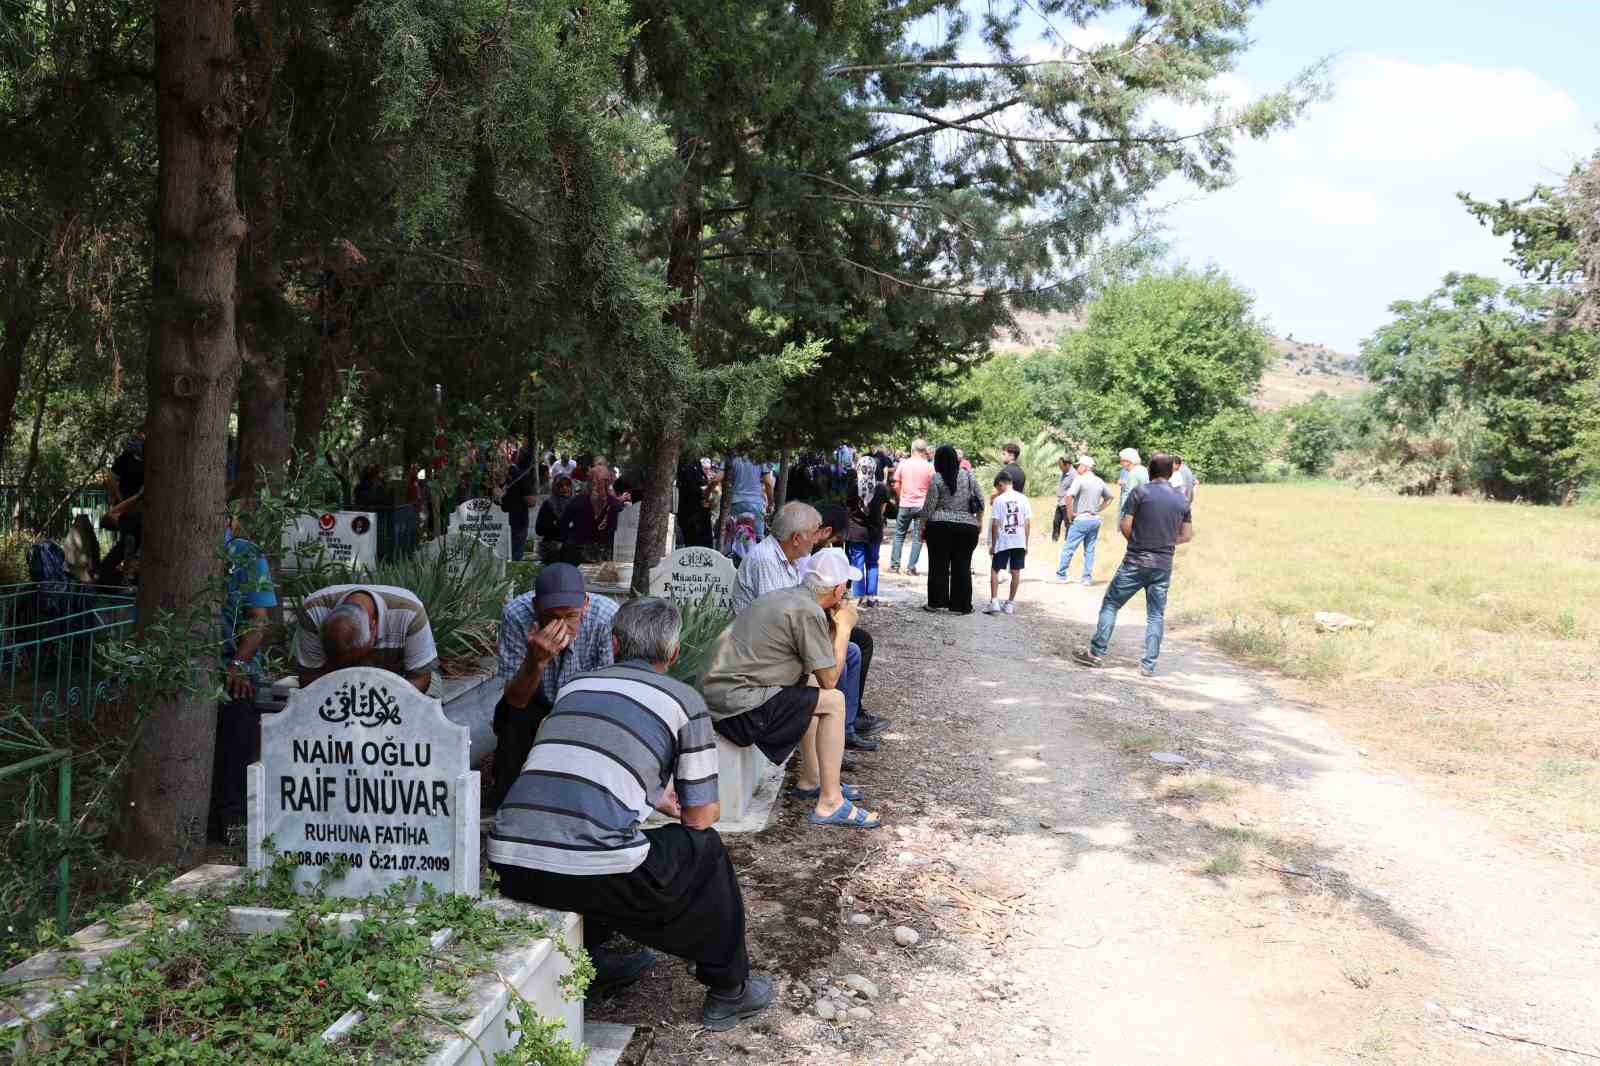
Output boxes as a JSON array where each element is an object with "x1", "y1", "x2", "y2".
[
  {"x1": 612, "y1": 597, "x2": 683, "y2": 664},
  {"x1": 320, "y1": 602, "x2": 373, "y2": 661},
  {"x1": 772, "y1": 500, "x2": 821, "y2": 542},
  {"x1": 912, "y1": 438, "x2": 928, "y2": 456},
  {"x1": 1119, "y1": 447, "x2": 1141, "y2": 464}
]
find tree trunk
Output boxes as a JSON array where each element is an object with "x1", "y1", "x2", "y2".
[
  {"x1": 717, "y1": 448, "x2": 735, "y2": 542},
  {"x1": 16, "y1": 353, "x2": 53, "y2": 525},
  {"x1": 631, "y1": 147, "x2": 701, "y2": 592},
  {"x1": 775, "y1": 445, "x2": 792, "y2": 510},
  {"x1": 0, "y1": 305, "x2": 32, "y2": 469},
  {"x1": 293, "y1": 240, "x2": 365, "y2": 462},
  {"x1": 114, "y1": 0, "x2": 245, "y2": 866}
]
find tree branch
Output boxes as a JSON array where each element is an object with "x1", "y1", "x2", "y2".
[{"x1": 847, "y1": 97, "x2": 1023, "y2": 161}]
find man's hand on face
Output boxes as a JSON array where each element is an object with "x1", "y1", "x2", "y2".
[
  {"x1": 526, "y1": 617, "x2": 573, "y2": 669},
  {"x1": 833, "y1": 595, "x2": 859, "y2": 632}
]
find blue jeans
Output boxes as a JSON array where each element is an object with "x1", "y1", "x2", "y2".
[
  {"x1": 1090, "y1": 562, "x2": 1172, "y2": 670},
  {"x1": 1056, "y1": 515, "x2": 1100, "y2": 581},
  {"x1": 843, "y1": 641, "x2": 863, "y2": 731},
  {"x1": 847, "y1": 540, "x2": 880, "y2": 598},
  {"x1": 890, "y1": 506, "x2": 924, "y2": 570}
]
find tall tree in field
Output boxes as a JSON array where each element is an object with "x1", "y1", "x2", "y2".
[
  {"x1": 622, "y1": 0, "x2": 1319, "y2": 578},
  {"x1": 115, "y1": 0, "x2": 245, "y2": 863}
]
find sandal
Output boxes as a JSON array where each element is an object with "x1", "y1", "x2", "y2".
[
  {"x1": 806, "y1": 801, "x2": 881, "y2": 829},
  {"x1": 788, "y1": 783, "x2": 863, "y2": 802}
]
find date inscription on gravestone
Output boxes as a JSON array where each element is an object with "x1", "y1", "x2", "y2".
[
  {"x1": 649, "y1": 546, "x2": 737, "y2": 613},
  {"x1": 248, "y1": 666, "x2": 480, "y2": 898}
]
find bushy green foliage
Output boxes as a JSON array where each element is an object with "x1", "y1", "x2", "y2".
[
  {"x1": 666, "y1": 594, "x2": 732, "y2": 686},
  {"x1": 1183, "y1": 410, "x2": 1277, "y2": 484},
  {"x1": 1281, "y1": 395, "x2": 1364, "y2": 475},
  {"x1": 1059, "y1": 268, "x2": 1272, "y2": 452}
]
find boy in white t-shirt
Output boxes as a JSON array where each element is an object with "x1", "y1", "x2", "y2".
[{"x1": 984, "y1": 471, "x2": 1032, "y2": 615}]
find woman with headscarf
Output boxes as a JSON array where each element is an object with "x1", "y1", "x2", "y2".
[
  {"x1": 846, "y1": 455, "x2": 891, "y2": 607},
  {"x1": 535, "y1": 476, "x2": 575, "y2": 563},
  {"x1": 919, "y1": 444, "x2": 984, "y2": 614}
]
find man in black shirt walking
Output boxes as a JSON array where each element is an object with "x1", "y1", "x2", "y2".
[{"x1": 1074, "y1": 452, "x2": 1193, "y2": 677}]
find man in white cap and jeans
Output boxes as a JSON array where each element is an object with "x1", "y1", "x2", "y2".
[
  {"x1": 699, "y1": 547, "x2": 883, "y2": 830},
  {"x1": 1056, "y1": 455, "x2": 1113, "y2": 585}
]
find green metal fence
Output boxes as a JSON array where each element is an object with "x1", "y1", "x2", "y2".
[
  {"x1": 0, "y1": 486, "x2": 114, "y2": 547},
  {"x1": 0, "y1": 583, "x2": 136, "y2": 722},
  {"x1": 0, "y1": 741, "x2": 72, "y2": 932}
]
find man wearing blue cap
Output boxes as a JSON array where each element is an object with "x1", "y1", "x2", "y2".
[{"x1": 492, "y1": 562, "x2": 619, "y2": 804}]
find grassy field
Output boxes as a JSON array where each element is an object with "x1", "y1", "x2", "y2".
[{"x1": 1036, "y1": 481, "x2": 1600, "y2": 838}]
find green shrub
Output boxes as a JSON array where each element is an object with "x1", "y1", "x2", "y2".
[
  {"x1": 667, "y1": 594, "x2": 733, "y2": 686},
  {"x1": 1185, "y1": 409, "x2": 1276, "y2": 483}
]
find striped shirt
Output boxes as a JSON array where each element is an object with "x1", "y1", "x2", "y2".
[
  {"x1": 488, "y1": 662, "x2": 719, "y2": 875},
  {"x1": 497, "y1": 591, "x2": 619, "y2": 704},
  {"x1": 731, "y1": 534, "x2": 802, "y2": 614},
  {"x1": 293, "y1": 584, "x2": 439, "y2": 678}
]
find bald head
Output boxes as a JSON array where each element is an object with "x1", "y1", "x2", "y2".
[{"x1": 320, "y1": 602, "x2": 374, "y2": 667}]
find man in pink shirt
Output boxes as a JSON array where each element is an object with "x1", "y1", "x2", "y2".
[{"x1": 888, "y1": 439, "x2": 935, "y2": 575}]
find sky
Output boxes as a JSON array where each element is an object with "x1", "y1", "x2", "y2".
[{"x1": 1151, "y1": 1, "x2": 1599, "y2": 351}]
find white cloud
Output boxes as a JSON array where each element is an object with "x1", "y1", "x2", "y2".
[{"x1": 1161, "y1": 54, "x2": 1594, "y2": 350}]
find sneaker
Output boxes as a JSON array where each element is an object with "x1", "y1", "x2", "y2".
[
  {"x1": 1055, "y1": 573, "x2": 1068, "y2": 582},
  {"x1": 587, "y1": 947, "x2": 659, "y2": 999},
  {"x1": 703, "y1": 975, "x2": 776, "y2": 1031},
  {"x1": 1139, "y1": 663, "x2": 1156, "y2": 678},
  {"x1": 845, "y1": 730, "x2": 880, "y2": 751},
  {"x1": 982, "y1": 599, "x2": 1002, "y2": 615},
  {"x1": 1002, "y1": 601, "x2": 1016, "y2": 615},
  {"x1": 1073, "y1": 648, "x2": 1105, "y2": 668},
  {"x1": 841, "y1": 752, "x2": 860, "y2": 772},
  {"x1": 907, "y1": 568, "x2": 919, "y2": 577},
  {"x1": 887, "y1": 565, "x2": 901, "y2": 574},
  {"x1": 1081, "y1": 579, "x2": 1093, "y2": 587},
  {"x1": 855, "y1": 712, "x2": 893, "y2": 736}
]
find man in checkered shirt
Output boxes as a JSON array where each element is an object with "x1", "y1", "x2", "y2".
[{"x1": 492, "y1": 563, "x2": 619, "y2": 803}]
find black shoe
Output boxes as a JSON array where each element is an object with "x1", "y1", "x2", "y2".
[
  {"x1": 921, "y1": 604, "x2": 944, "y2": 613},
  {"x1": 855, "y1": 712, "x2": 892, "y2": 737},
  {"x1": 703, "y1": 975, "x2": 775, "y2": 1031},
  {"x1": 845, "y1": 730, "x2": 880, "y2": 751},
  {"x1": 841, "y1": 751, "x2": 860, "y2": 772},
  {"x1": 587, "y1": 947, "x2": 659, "y2": 999}
]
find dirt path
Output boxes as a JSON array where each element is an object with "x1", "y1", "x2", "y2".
[{"x1": 594, "y1": 560, "x2": 1600, "y2": 1065}]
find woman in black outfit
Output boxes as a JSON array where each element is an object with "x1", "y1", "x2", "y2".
[
  {"x1": 920, "y1": 444, "x2": 984, "y2": 614},
  {"x1": 534, "y1": 476, "x2": 574, "y2": 563}
]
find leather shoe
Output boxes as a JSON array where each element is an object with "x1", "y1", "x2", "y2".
[
  {"x1": 845, "y1": 730, "x2": 879, "y2": 751},
  {"x1": 841, "y1": 752, "x2": 860, "y2": 772},
  {"x1": 587, "y1": 947, "x2": 658, "y2": 999},
  {"x1": 855, "y1": 712, "x2": 892, "y2": 737},
  {"x1": 703, "y1": 974, "x2": 775, "y2": 1031}
]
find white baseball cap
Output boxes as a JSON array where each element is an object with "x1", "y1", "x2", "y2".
[
  {"x1": 801, "y1": 546, "x2": 862, "y2": 589},
  {"x1": 1076, "y1": 454, "x2": 1095, "y2": 469}
]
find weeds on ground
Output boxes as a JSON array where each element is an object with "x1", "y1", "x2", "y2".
[
  {"x1": 1159, "y1": 774, "x2": 1239, "y2": 803},
  {"x1": 1202, "y1": 844, "x2": 1243, "y2": 877},
  {"x1": 1119, "y1": 731, "x2": 1169, "y2": 755}
]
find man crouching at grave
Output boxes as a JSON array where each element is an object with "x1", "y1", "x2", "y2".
[
  {"x1": 488, "y1": 597, "x2": 775, "y2": 1029},
  {"x1": 700, "y1": 547, "x2": 883, "y2": 830},
  {"x1": 295, "y1": 583, "x2": 439, "y2": 693},
  {"x1": 491, "y1": 563, "x2": 618, "y2": 806}
]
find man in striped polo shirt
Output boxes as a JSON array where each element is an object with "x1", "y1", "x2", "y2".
[
  {"x1": 489, "y1": 597, "x2": 773, "y2": 1030},
  {"x1": 294, "y1": 583, "x2": 439, "y2": 693}
]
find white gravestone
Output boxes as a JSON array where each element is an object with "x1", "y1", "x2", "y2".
[
  {"x1": 247, "y1": 667, "x2": 480, "y2": 899},
  {"x1": 649, "y1": 546, "x2": 737, "y2": 613},
  {"x1": 612, "y1": 504, "x2": 639, "y2": 566},
  {"x1": 422, "y1": 531, "x2": 506, "y2": 585},
  {"x1": 451, "y1": 498, "x2": 513, "y2": 561},
  {"x1": 282, "y1": 511, "x2": 378, "y2": 572}
]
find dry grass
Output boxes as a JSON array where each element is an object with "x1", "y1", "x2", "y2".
[
  {"x1": 1158, "y1": 774, "x2": 1240, "y2": 803},
  {"x1": 1162, "y1": 482, "x2": 1600, "y2": 837},
  {"x1": 1118, "y1": 730, "x2": 1170, "y2": 755}
]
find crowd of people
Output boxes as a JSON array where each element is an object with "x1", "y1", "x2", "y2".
[{"x1": 200, "y1": 429, "x2": 1194, "y2": 1035}]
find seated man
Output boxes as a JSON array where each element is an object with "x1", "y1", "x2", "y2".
[
  {"x1": 700, "y1": 548, "x2": 882, "y2": 830},
  {"x1": 492, "y1": 563, "x2": 618, "y2": 805},
  {"x1": 294, "y1": 583, "x2": 438, "y2": 693},
  {"x1": 489, "y1": 597, "x2": 774, "y2": 1030},
  {"x1": 733, "y1": 501, "x2": 889, "y2": 751}
]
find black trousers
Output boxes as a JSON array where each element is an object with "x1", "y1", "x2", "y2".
[
  {"x1": 210, "y1": 697, "x2": 265, "y2": 839},
  {"x1": 851, "y1": 625, "x2": 874, "y2": 708},
  {"x1": 492, "y1": 692, "x2": 554, "y2": 808},
  {"x1": 1052, "y1": 504, "x2": 1068, "y2": 540},
  {"x1": 494, "y1": 824, "x2": 750, "y2": 990},
  {"x1": 925, "y1": 521, "x2": 980, "y2": 613}
]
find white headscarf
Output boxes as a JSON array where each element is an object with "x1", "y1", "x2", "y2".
[{"x1": 856, "y1": 455, "x2": 877, "y2": 509}]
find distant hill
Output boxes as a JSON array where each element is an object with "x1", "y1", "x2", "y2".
[{"x1": 991, "y1": 311, "x2": 1367, "y2": 410}]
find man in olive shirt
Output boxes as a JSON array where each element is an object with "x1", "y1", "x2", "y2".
[
  {"x1": 699, "y1": 549, "x2": 881, "y2": 829},
  {"x1": 1075, "y1": 453, "x2": 1193, "y2": 677}
]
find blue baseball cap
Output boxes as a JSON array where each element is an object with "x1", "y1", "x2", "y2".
[{"x1": 534, "y1": 563, "x2": 588, "y2": 609}]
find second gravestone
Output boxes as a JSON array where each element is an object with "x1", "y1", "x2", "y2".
[
  {"x1": 247, "y1": 667, "x2": 480, "y2": 899},
  {"x1": 649, "y1": 546, "x2": 737, "y2": 612},
  {"x1": 451, "y1": 498, "x2": 513, "y2": 560}
]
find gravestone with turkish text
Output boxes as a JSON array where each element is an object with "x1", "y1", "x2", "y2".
[
  {"x1": 422, "y1": 531, "x2": 506, "y2": 585},
  {"x1": 282, "y1": 511, "x2": 378, "y2": 572},
  {"x1": 247, "y1": 667, "x2": 480, "y2": 898},
  {"x1": 612, "y1": 503, "x2": 640, "y2": 566},
  {"x1": 649, "y1": 546, "x2": 737, "y2": 613},
  {"x1": 451, "y1": 498, "x2": 513, "y2": 560}
]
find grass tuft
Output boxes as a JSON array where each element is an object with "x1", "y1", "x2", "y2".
[
  {"x1": 1202, "y1": 844, "x2": 1243, "y2": 877},
  {"x1": 1159, "y1": 774, "x2": 1239, "y2": 803},
  {"x1": 1119, "y1": 730, "x2": 1170, "y2": 755}
]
